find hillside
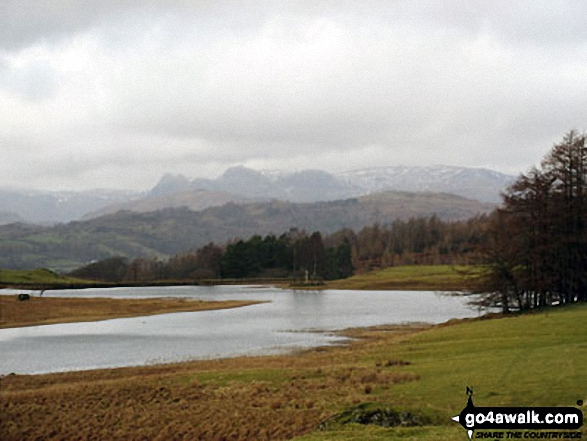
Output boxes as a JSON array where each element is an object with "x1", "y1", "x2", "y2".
[{"x1": 0, "y1": 191, "x2": 494, "y2": 272}]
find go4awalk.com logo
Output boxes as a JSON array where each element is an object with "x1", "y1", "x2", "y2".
[{"x1": 451, "y1": 388, "x2": 583, "y2": 440}]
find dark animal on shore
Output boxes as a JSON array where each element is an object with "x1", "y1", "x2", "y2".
[{"x1": 17, "y1": 293, "x2": 30, "y2": 301}]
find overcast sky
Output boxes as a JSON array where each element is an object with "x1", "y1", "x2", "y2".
[{"x1": 1, "y1": 1, "x2": 586, "y2": 191}]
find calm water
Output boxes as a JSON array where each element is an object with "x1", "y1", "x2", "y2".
[{"x1": 0, "y1": 285, "x2": 481, "y2": 374}]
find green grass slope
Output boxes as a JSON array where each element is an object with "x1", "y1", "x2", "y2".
[
  {"x1": 328, "y1": 265, "x2": 484, "y2": 291},
  {"x1": 297, "y1": 304, "x2": 587, "y2": 440},
  {"x1": 0, "y1": 268, "x2": 92, "y2": 288}
]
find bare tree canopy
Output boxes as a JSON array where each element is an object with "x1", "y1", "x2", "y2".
[{"x1": 480, "y1": 131, "x2": 587, "y2": 312}]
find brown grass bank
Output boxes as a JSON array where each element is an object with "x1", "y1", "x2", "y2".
[{"x1": 0, "y1": 296, "x2": 262, "y2": 329}]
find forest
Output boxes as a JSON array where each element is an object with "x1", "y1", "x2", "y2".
[{"x1": 69, "y1": 215, "x2": 488, "y2": 283}]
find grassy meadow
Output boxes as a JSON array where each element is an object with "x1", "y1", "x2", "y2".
[
  {"x1": 0, "y1": 268, "x2": 93, "y2": 287},
  {"x1": 327, "y1": 265, "x2": 484, "y2": 291},
  {"x1": 1, "y1": 303, "x2": 585, "y2": 440}
]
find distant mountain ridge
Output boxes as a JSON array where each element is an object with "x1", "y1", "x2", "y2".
[
  {"x1": 0, "y1": 165, "x2": 513, "y2": 224},
  {"x1": 0, "y1": 190, "x2": 494, "y2": 272},
  {"x1": 140, "y1": 164, "x2": 513, "y2": 209},
  {"x1": 148, "y1": 166, "x2": 356, "y2": 202},
  {"x1": 336, "y1": 165, "x2": 513, "y2": 204}
]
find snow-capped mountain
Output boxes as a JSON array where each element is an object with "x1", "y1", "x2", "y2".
[
  {"x1": 335, "y1": 165, "x2": 514, "y2": 203},
  {"x1": 146, "y1": 165, "x2": 513, "y2": 207}
]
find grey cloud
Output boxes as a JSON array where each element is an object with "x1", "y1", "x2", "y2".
[
  {"x1": 110, "y1": 22, "x2": 583, "y2": 151},
  {"x1": 3, "y1": 1, "x2": 587, "y2": 51},
  {"x1": 393, "y1": 1, "x2": 587, "y2": 46},
  {"x1": 0, "y1": 1, "x2": 585, "y2": 191},
  {"x1": 0, "y1": 0, "x2": 271, "y2": 51},
  {"x1": 1, "y1": 0, "x2": 113, "y2": 50}
]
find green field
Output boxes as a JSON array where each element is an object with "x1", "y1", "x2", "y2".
[
  {"x1": 0, "y1": 268, "x2": 197, "y2": 289},
  {"x1": 297, "y1": 304, "x2": 587, "y2": 440},
  {"x1": 327, "y1": 265, "x2": 484, "y2": 291},
  {"x1": 0, "y1": 268, "x2": 93, "y2": 287}
]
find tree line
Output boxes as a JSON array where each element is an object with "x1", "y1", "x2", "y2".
[
  {"x1": 69, "y1": 230, "x2": 353, "y2": 283},
  {"x1": 479, "y1": 131, "x2": 586, "y2": 312},
  {"x1": 340, "y1": 215, "x2": 487, "y2": 270},
  {"x1": 69, "y1": 217, "x2": 489, "y2": 283}
]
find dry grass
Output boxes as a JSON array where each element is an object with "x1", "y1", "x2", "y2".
[{"x1": 0, "y1": 295, "x2": 262, "y2": 329}]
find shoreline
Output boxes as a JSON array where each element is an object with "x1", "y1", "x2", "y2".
[
  {"x1": 1, "y1": 313, "x2": 490, "y2": 378},
  {"x1": 0, "y1": 264, "x2": 484, "y2": 293},
  {"x1": 1, "y1": 322, "x2": 431, "y2": 378},
  {"x1": 0, "y1": 321, "x2": 430, "y2": 380},
  {"x1": 1, "y1": 304, "x2": 584, "y2": 440}
]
